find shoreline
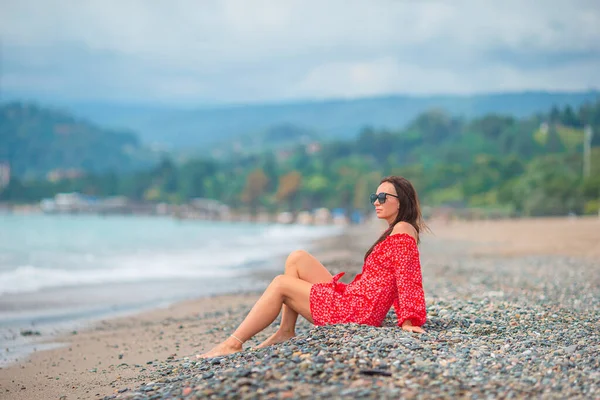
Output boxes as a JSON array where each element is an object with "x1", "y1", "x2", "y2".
[
  {"x1": 0, "y1": 220, "x2": 346, "y2": 369},
  {"x1": 1, "y1": 216, "x2": 599, "y2": 399},
  {"x1": 0, "y1": 216, "x2": 345, "y2": 368},
  {"x1": 0, "y1": 221, "x2": 366, "y2": 400}
]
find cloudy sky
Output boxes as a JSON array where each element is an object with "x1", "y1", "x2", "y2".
[{"x1": 1, "y1": 0, "x2": 599, "y2": 105}]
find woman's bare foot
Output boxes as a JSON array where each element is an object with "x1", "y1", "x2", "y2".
[
  {"x1": 196, "y1": 341, "x2": 242, "y2": 359},
  {"x1": 257, "y1": 331, "x2": 295, "y2": 349}
]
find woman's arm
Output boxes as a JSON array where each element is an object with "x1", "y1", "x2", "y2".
[
  {"x1": 393, "y1": 256, "x2": 427, "y2": 332},
  {"x1": 388, "y1": 230, "x2": 427, "y2": 333}
]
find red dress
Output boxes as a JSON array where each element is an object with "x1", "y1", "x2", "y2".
[{"x1": 309, "y1": 233, "x2": 426, "y2": 327}]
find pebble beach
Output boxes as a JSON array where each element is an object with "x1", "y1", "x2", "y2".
[{"x1": 1, "y1": 217, "x2": 599, "y2": 399}]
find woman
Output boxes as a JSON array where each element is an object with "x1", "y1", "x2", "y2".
[{"x1": 198, "y1": 176, "x2": 427, "y2": 359}]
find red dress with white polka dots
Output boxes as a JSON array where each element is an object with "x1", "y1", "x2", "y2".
[{"x1": 309, "y1": 233, "x2": 426, "y2": 327}]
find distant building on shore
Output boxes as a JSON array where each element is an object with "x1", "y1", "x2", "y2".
[
  {"x1": 46, "y1": 168, "x2": 85, "y2": 182},
  {"x1": 0, "y1": 163, "x2": 10, "y2": 188},
  {"x1": 174, "y1": 198, "x2": 231, "y2": 220},
  {"x1": 306, "y1": 142, "x2": 321, "y2": 155},
  {"x1": 40, "y1": 192, "x2": 155, "y2": 215}
]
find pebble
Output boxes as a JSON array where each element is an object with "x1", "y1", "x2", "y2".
[{"x1": 109, "y1": 238, "x2": 599, "y2": 399}]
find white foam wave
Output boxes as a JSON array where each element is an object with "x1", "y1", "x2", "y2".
[
  {"x1": 259, "y1": 224, "x2": 343, "y2": 242},
  {"x1": 0, "y1": 263, "x2": 236, "y2": 295},
  {"x1": 0, "y1": 223, "x2": 343, "y2": 295}
]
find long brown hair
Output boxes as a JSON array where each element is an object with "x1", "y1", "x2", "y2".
[{"x1": 364, "y1": 176, "x2": 427, "y2": 261}]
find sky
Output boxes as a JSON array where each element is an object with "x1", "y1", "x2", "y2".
[{"x1": 1, "y1": 0, "x2": 600, "y2": 105}]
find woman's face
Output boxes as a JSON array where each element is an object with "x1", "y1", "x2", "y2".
[{"x1": 373, "y1": 181, "x2": 399, "y2": 224}]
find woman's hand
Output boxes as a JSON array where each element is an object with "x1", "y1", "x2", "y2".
[{"x1": 401, "y1": 320, "x2": 425, "y2": 334}]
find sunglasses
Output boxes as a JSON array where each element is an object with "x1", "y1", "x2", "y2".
[{"x1": 370, "y1": 192, "x2": 399, "y2": 204}]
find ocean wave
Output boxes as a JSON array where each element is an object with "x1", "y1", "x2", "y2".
[
  {"x1": 0, "y1": 263, "x2": 238, "y2": 295},
  {"x1": 0, "y1": 223, "x2": 343, "y2": 295},
  {"x1": 260, "y1": 224, "x2": 342, "y2": 240}
]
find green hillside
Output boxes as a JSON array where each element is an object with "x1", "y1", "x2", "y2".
[
  {"x1": 69, "y1": 91, "x2": 600, "y2": 150},
  {"x1": 4, "y1": 99, "x2": 600, "y2": 217},
  {"x1": 0, "y1": 102, "x2": 158, "y2": 179},
  {"x1": 208, "y1": 123, "x2": 319, "y2": 159}
]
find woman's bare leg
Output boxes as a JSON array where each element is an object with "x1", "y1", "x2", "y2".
[
  {"x1": 197, "y1": 275, "x2": 314, "y2": 359},
  {"x1": 257, "y1": 250, "x2": 332, "y2": 348}
]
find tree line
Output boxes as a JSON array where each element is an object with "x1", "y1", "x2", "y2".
[{"x1": 2, "y1": 100, "x2": 600, "y2": 217}]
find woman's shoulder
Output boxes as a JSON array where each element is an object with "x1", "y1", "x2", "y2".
[
  {"x1": 374, "y1": 226, "x2": 418, "y2": 253},
  {"x1": 389, "y1": 222, "x2": 418, "y2": 243}
]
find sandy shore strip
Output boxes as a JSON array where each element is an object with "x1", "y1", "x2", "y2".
[
  {"x1": 1, "y1": 216, "x2": 599, "y2": 399},
  {"x1": 429, "y1": 216, "x2": 600, "y2": 260}
]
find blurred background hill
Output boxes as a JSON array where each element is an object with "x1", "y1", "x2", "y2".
[
  {"x1": 65, "y1": 90, "x2": 600, "y2": 150},
  {"x1": 3, "y1": 90, "x2": 598, "y2": 175},
  {"x1": 2, "y1": 94, "x2": 599, "y2": 217},
  {"x1": 0, "y1": 102, "x2": 158, "y2": 178}
]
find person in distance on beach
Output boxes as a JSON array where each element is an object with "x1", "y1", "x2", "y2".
[{"x1": 198, "y1": 175, "x2": 427, "y2": 359}]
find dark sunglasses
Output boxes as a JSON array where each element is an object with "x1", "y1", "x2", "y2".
[{"x1": 370, "y1": 192, "x2": 399, "y2": 204}]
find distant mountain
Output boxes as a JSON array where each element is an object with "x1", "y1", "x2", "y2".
[
  {"x1": 209, "y1": 123, "x2": 319, "y2": 159},
  {"x1": 0, "y1": 102, "x2": 158, "y2": 179},
  {"x1": 66, "y1": 90, "x2": 600, "y2": 150}
]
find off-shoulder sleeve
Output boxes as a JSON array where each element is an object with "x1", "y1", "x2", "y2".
[{"x1": 386, "y1": 235, "x2": 427, "y2": 327}]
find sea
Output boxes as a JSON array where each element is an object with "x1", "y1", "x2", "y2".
[{"x1": 0, "y1": 213, "x2": 342, "y2": 366}]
